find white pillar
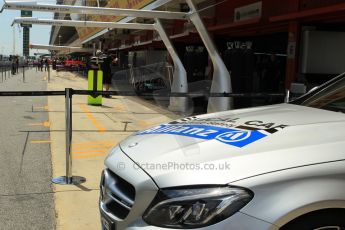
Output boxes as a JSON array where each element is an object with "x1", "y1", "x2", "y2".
[
  {"x1": 154, "y1": 19, "x2": 188, "y2": 113},
  {"x1": 186, "y1": 0, "x2": 233, "y2": 113}
]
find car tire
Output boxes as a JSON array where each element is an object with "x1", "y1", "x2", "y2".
[{"x1": 281, "y1": 209, "x2": 345, "y2": 230}]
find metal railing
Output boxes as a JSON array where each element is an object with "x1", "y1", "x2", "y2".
[
  {"x1": 0, "y1": 64, "x2": 36, "y2": 83},
  {"x1": 0, "y1": 88, "x2": 285, "y2": 185}
]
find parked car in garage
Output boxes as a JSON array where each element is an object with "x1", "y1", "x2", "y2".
[{"x1": 100, "y1": 73, "x2": 345, "y2": 230}]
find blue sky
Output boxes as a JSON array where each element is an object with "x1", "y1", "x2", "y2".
[{"x1": 0, "y1": 5, "x2": 53, "y2": 56}]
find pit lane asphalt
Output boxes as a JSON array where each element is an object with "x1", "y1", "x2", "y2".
[{"x1": 0, "y1": 68, "x2": 55, "y2": 229}]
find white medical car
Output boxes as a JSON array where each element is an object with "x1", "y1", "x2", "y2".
[{"x1": 100, "y1": 73, "x2": 345, "y2": 230}]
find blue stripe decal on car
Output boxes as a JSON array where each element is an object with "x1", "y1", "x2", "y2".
[{"x1": 137, "y1": 124, "x2": 266, "y2": 148}]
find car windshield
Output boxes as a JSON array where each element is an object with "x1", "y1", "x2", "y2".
[{"x1": 292, "y1": 73, "x2": 345, "y2": 113}]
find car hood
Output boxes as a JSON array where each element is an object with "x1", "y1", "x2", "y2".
[{"x1": 118, "y1": 103, "x2": 345, "y2": 188}]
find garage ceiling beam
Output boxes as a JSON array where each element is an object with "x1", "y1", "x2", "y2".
[
  {"x1": 2, "y1": 0, "x2": 188, "y2": 20},
  {"x1": 12, "y1": 17, "x2": 156, "y2": 30},
  {"x1": 29, "y1": 43, "x2": 92, "y2": 52}
]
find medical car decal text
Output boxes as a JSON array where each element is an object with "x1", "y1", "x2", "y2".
[
  {"x1": 137, "y1": 124, "x2": 267, "y2": 148},
  {"x1": 169, "y1": 117, "x2": 239, "y2": 128},
  {"x1": 169, "y1": 116, "x2": 289, "y2": 134}
]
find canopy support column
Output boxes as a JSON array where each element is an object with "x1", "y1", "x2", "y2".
[{"x1": 186, "y1": 0, "x2": 232, "y2": 113}]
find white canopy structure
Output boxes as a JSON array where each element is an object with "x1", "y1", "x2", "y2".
[
  {"x1": 2, "y1": 0, "x2": 187, "y2": 20},
  {"x1": 29, "y1": 43, "x2": 93, "y2": 52},
  {"x1": 12, "y1": 17, "x2": 188, "y2": 112},
  {"x1": 4, "y1": 0, "x2": 232, "y2": 112}
]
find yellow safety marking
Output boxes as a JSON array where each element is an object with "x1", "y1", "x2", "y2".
[
  {"x1": 28, "y1": 121, "x2": 50, "y2": 127},
  {"x1": 72, "y1": 145, "x2": 113, "y2": 150},
  {"x1": 72, "y1": 149, "x2": 109, "y2": 154},
  {"x1": 71, "y1": 140, "x2": 117, "y2": 146},
  {"x1": 30, "y1": 140, "x2": 52, "y2": 144},
  {"x1": 79, "y1": 104, "x2": 106, "y2": 133},
  {"x1": 73, "y1": 153, "x2": 108, "y2": 159},
  {"x1": 138, "y1": 120, "x2": 151, "y2": 127},
  {"x1": 32, "y1": 105, "x2": 49, "y2": 111},
  {"x1": 113, "y1": 105, "x2": 126, "y2": 111}
]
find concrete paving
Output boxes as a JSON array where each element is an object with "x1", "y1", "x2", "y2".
[
  {"x1": 46, "y1": 70, "x2": 180, "y2": 230},
  {"x1": 0, "y1": 68, "x2": 55, "y2": 230},
  {"x1": 0, "y1": 67, "x2": 181, "y2": 230}
]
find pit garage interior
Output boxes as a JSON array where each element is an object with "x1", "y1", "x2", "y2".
[{"x1": 49, "y1": 0, "x2": 345, "y2": 113}]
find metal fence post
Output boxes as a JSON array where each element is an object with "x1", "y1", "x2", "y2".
[
  {"x1": 65, "y1": 88, "x2": 73, "y2": 183},
  {"x1": 52, "y1": 88, "x2": 85, "y2": 185},
  {"x1": 48, "y1": 66, "x2": 50, "y2": 82},
  {"x1": 23, "y1": 65, "x2": 25, "y2": 83}
]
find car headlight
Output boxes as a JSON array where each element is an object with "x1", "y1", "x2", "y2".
[{"x1": 143, "y1": 185, "x2": 253, "y2": 228}]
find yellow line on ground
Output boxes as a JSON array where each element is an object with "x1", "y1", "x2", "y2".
[
  {"x1": 113, "y1": 105, "x2": 125, "y2": 111},
  {"x1": 72, "y1": 149, "x2": 108, "y2": 154},
  {"x1": 72, "y1": 145, "x2": 113, "y2": 150},
  {"x1": 73, "y1": 153, "x2": 108, "y2": 159},
  {"x1": 28, "y1": 123, "x2": 42, "y2": 126},
  {"x1": 33, "y1": 105, "x2": 49, "y2": 111},
  {"x1": 28, "y1": 121, "x2": 50, "y2": 127},
  {"x1": 30, "y1": 140, "x2": 52, "y2": 144},
  {"x1": 71, "y1": 140, "x2": 117, "y2": 146},
  {"x1": 79, "y1": 104, "x2": 106, "y2": 133},
  {"x1": 138, "y1": 120, "x2": 151, "y2": 127}
]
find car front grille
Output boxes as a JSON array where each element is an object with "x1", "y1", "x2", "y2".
[{"x1": 100, "y1": 169, "x2": 136, "y2": 220}]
